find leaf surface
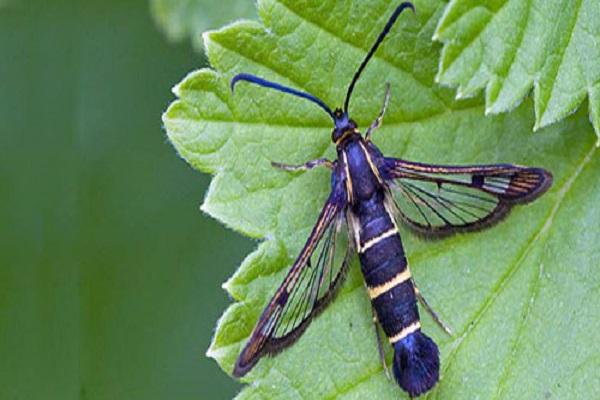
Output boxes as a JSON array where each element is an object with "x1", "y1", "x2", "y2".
[
  {"x1": 151, "y1": 0, "x2": 256, "y2": 50},
  {"x1": 163, "y1": 0, "x2": 600, "y2": 398},
  {"x1": 434, "y1": 0, "x2": 600, "y2": 139}
]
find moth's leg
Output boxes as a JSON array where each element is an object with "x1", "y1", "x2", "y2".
[
  {"x1": 413, "y1": 279, "x2": 453, "y2": 335},
  {"x1": 271, "y1": 158, "x2": 334, "y2": 172},
  {"x1": 365, "y1": 82, "x2": 391, "y2": 141},
  {"x1": 370, "y1": 305, "x2": 392, "y2": 381}
]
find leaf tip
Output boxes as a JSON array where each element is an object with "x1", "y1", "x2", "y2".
[
  {"x1": 201, "y1": 29, "x2": 218, "y2": 56},
  {"x1": 205, "y1": 338, "x2": 228, "y2": 362},
  {"x1": 199, "y1": 200, "x2": 211, "y2": 216},
  {"x1": 201, "y1": 29, "x2": 212, "y2": 43},
  {"x1": 222, "y1": 278, "x2": 233, "y2": 294},
  {"x1": 172, "y1": 82, "x2": 182, "y2": 97}
]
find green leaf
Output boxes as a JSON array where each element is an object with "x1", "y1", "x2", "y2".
[
  {"x1": 150, "y1": 0, "x2": 256, "y2": 51},
  {"x1": 163, "y1": 0, "x2": 600, "y2": 398},
  {"x1": 434, "y1": 0, "x2": 600, "y2": 140}
]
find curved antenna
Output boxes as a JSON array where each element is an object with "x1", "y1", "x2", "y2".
[
  {"x1": 343, "y1": 2, "x2": 415, "y2": 113},
  {"x1": 231, "y1": 73, "x2": 335, "y2": 121}
]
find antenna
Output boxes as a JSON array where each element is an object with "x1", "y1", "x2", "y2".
[
  {"x1": 343, "y1": 2, "x2": 415, "y2": 113},
  {"x1": 231, "y1": 73, "x2": 335, "y2": 121}
]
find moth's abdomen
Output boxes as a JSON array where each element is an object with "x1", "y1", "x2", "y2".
[
  {"x1": 354, "y1": 196, "x2": 439, "y2": 396},
  {"x1": 355, "y1": 197, "x2": 417, "y2": 338}
]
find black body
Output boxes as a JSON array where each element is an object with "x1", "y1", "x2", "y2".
[
  {"x1": 227, "y1": 2, "x2": 552, "y2": 397},
  {"x1": 342, "y1": 135, "x2": 440, "y2": 396},
  {"x1": 344, "y1": 137, "x2": 418, "y2": 337}
]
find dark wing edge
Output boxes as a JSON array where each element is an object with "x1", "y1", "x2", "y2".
[
  {"x1": 381, "y1": 158, "x2": 553, "y2": 239},
  {"x1": 232, "y1": 193, "x2": 351, "y2": 378}
]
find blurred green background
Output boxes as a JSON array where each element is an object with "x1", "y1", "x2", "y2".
[{"x1": 1, "y1": 0, "x2": 254, "y2": 398}]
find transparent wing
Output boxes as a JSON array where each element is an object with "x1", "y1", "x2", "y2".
[
  {"x1": 233, "y1": 196, "x2": 352, "y2": 377},
  {"x1": 382, "y1": 158, "x2": 553, "y2": 238}
]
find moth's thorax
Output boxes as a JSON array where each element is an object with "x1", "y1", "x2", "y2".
[
  {"x1": 331, "y1": 109, "x2": 359, "y2": 145},
  {"x1": 333, "y1": 128, "x2": 360, "y2": 147},
  {"x1": 340, "y1": 137, "x2": 384, "y2": 205}
]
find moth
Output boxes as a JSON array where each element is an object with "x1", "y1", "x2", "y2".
[{"x1": 229, "y1": 2, "x2": 552, "y2": 396}]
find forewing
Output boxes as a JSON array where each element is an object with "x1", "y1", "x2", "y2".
[
  {"x1": 233, "y1": 195, "x2": 352, "y2": 377},
  {"x1": 381, "y1": 158, "x2": 553, "y2": 238}
]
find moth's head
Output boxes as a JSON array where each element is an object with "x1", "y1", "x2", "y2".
[{"x1": 332, "y1": 108, "x2": 358, "y2": 145}]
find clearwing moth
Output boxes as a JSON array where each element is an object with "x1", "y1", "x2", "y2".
[{"x1": 228, "y1": 2, "x2": 553, "y2": 396}]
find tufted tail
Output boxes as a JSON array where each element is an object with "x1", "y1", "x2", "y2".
[{"x1": 392, "y1": 331, "x2": 440, "y2": 397}]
